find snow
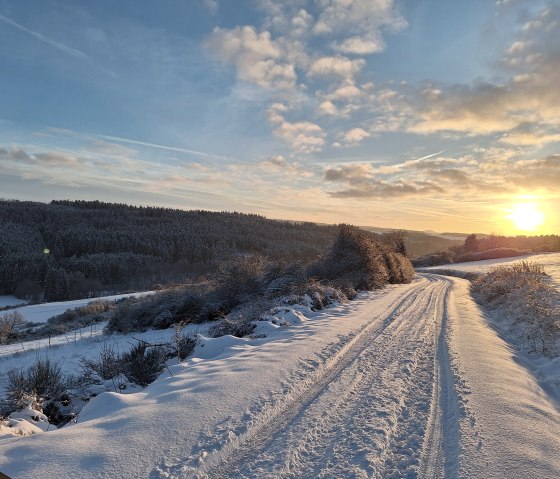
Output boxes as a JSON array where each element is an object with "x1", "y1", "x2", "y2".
[
  {"x1": 1, "y1": 273, "x2": 560, "y2": 477},
  {"x1": 0, "y1": 321, "x2": 213, "y2": 399},
  {"x1": 0, "y1": 296, "x2": 27, "y2": 308},
  {"x1": 444, "y1": 275, "x2": 560, "y2": 477},
  {"x1": 421, "y1": 252, "x2": 560, "y2": 288},
  {"x1": 11, "y1": 291, "x2": 155, "y2": 324}
]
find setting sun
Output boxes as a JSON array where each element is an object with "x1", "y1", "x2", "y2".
[{"x1": 507, "y1": 203, "x2": 545, "y2": 232}]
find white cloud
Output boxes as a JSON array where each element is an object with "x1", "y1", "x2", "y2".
[
  {"x1": 312, "y1": 0, "x2": 406, "y2": 55},
  {"x1": 326, "y1": 79, "x2": 363, "y2": 101},
  {"x1": 343, "y1": 127, "x2": 370, "y2": 144},
  {"x1": 308, "y1": 55, "x2": 364, "y2": 79},
  {"x1": 207, "y1": 26, "x2": 296, "y2": 89},
  {"x1": 201, "y1": 0, "x2": 218, "y2": 14},
  {"x1": 318, "y1": 100, "x2": 338, "y2": 115},
  {"x1": 266, "y1": 103, "x2": 325, "y2": 152},
  {"x1": 274, "y1": 120, "x2": 325, "y2": 153},
  {"x1": 331, "y1": 36, "x2": 384, "y2": 55}
]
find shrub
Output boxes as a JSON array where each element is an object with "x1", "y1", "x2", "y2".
[
  {"x1": 5, "y1": 358, "x2": 66, "y2": 412},
  {"x1": 454, "y1": 248, "x2": 528, "y2": 263},
  {"x1": 121, "y1": 342, "x2": 166, "y2": 387},
  {"x1": 471, "y1": 262, "x2": 560, "y2": 356},
  {"x1": 208, "y1": 315, "x2": 256, "y2": 338},
  {"x1": 216, "y1": 254, "x2": 267, "y2": 302},
  {"x1": 0, "y1": 311, "x2": 24, "y2": 344},
  {"x1": 80, "y1": 343, "x2": 123, "y2": 381},
  {"x1": 174, "y1": 326, "x2": 197, "y2": 361}
]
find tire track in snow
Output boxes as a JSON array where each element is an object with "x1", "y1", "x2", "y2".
[
  {"x1": 419, "y1": 274, "x2": 460, "y2": 479},
  {"x1": 175, "y1": 276, "x2": 456, "y2": 479}
]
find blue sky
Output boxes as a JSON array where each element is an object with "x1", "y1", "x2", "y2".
[{"x1": 0, "y1": 0, "x2": 558, "y2": 234}]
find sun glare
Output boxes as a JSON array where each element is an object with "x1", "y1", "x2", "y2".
[{"x1": 507, "y1": 203, "x2": 545, "y2": 232}]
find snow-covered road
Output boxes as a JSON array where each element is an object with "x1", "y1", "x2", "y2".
[
  {"x1": 2, "y1": 274, "x2": 560, "y2": 478},
  {"x1": 187, "y1": 274, "x2": 560, "y2": 479},
  {"x1": 204, "y1": 276, "x2": 453, "y2": 478}
]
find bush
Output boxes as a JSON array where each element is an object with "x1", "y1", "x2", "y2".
[
  {"x1": 454, "y1": 248, "x2": 528, "y2": 263},
  {"x1": 174, "y1": 325, "x2": 197, "y2": 361},
  {"x1": 471, "y1": 262, "x2": 559, "y2": 356},
  {"x1": 107, "y1": 293, "x2": 180, "y2": 333},
  {"x1": 412, "y1": 250, "x2": 454, "y2": 267},
  {"x1": 121, "y1": 343, "x2": 167, "y2": 387},
  {"x1": 80, "y1": 343, "x2": 123, "y2": 381},
  {"x1": 216, "y1": 254, "x2": 267, "y2": 302},
  {"x1": 5, "y1": 358, "x2": 66, "y2": 413},
  {"x1": 311, "y1": 225, "x2": 413, "y2": 291},
  {"x1": 0, "y1": 311, "x2": 24, "y2": 344},
  {"x1": 106, "y1": 287, "x2": 222, "y2": 333}
]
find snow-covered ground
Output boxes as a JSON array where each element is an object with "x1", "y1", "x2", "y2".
[
  {"x1": 10, "y1": 291, "x2": 155, "y2": 324},
  {"x1": 0, "y1": 296, "x2": 27, "y2": 308},
  {"x1": 2, "y1": 274, "x2": 560, "y2": 478},
  {"x1": 421, "y1": 252, "x2": 560, "y2": 288}
]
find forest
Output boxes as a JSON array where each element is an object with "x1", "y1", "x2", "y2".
[{"x1": 0, "y1": 199, "x2": 346, "y2": 300}]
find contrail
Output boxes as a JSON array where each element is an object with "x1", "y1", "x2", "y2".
[
  {"x1": 96, "y1": 134, "x2": 238, "y2": 162},
  {"x1": 0, "y1": 13, "x2": 115, "y2": 76},
  {"x1": 415, "y1": 150, "x2": 445, "y2": 162}
]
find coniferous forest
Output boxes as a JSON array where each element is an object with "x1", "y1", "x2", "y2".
[{"x1": 0, "y1": 199, "x2": 339, "y2": 300}]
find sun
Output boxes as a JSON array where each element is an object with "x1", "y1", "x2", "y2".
[{"x1": 506, "y1": 203, "x2": 545, "y2": 232}]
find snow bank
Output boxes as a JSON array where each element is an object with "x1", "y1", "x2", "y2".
[
  {"x1": 0, "y1": 406, "x2": 50, "y2": 440},
  {"x1": 446, "y1": 276, "x2": 560, "y2": 477},
  {"x1": 421, "y1": 252, "x2": 560, "y2": 289},
  {"x1": 0, "y1": 296, "x2": 27, "y2": 308},
  {"x1": 12, "y1": 291, "x2": 155, "y2": 324}
]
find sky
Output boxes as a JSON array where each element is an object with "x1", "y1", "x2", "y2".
[{"x1": 0, "y1": 0, "x2": 559, "y2": 234}]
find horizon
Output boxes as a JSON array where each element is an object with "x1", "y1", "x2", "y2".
[
  {"x1": 1, "y1": 196, "x2": 541, "y2": 238},
  {"x1": 1, "y1": 1, "x2": 559, "y2": 235}
]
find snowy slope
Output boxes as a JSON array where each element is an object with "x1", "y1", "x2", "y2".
[
  {"x1": 445, "y1": 275, "x2": 560, "y2": 477},
  {"x1": 0, "y1": 296, "x2": 27, "y2": 308},
  {"x1": 11, "y1": 291, "x2": 155, "y2": 324},
  {"x1": 2, "y1": 275, "x2": 560, "y2": 478},
  {"x1": 421, "y1": 252, "x2": 560, "y2": 287}
]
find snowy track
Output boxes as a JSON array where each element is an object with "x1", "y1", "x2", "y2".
[
  {"x1": 196, "y1": 276, "x2": 458, "y2": 479},
  {"x1": 4, "y1": 274, "x2": 560, "y2": 479}
]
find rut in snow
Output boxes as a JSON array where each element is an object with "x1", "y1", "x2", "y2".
[{"x1": 180, "y1": 275, "x2": 460, "y2": 479}]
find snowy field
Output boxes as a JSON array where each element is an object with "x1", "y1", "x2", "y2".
[
  {"x1": 0, "y1": 296, "x2": 28, "y2": 308},
  {"x1": 2, "y1": 275, "x2": 560, "y2": 478},
  {"x1": 9, "y1": 291, "x2": 155, "y2": 324},
  {"x1": 421, "y1": 252, "x2": 560, "y2": 288}
]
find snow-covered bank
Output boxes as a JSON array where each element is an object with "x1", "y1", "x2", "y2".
[
  {"x1": 420, "y1": 252, "x2": 560, "y2": 288},
  {"x1": 0, "y1": 296, "x2": 27, "y2": 308},
  {"x1": 11, "y1": 291, "x2": 155, "y2": 324},
  {"x1": 444, "y1": 275, "x2": 560, "y2": 477}
]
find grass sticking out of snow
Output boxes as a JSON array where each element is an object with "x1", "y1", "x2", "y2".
[{"x1": 471, "y1": 261, "x2": 560, "y2": 357}]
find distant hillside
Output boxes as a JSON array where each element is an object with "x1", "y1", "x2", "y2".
[
  {"x1": 0, "y1": 200, "x2": 339, "y2": 299},
  {"x1": 359, "y1": 227, "x2": 464, "y2": 257}
]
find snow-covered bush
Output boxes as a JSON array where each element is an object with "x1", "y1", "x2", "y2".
[
  {"x1": 310, "y1": 225, "x2": 413, "y2": 291},
  {"x1": 107, "y1": 292, "x2": 182, "y2": 333},
  {"x1": 471, "y1": 261, "x2": 560, "y2": 356},
  {"x1": 174, "y1": 327, "x2": 197, "y2": 361},
  {"x1": 81, "y1": 343, "x2": 123, "y2": 381},
  {"x1": 121, "y1": 343, "x2": 167, "y2": 387},
  {"x1": 383, "y1": 252, "x2": 415, "y2": 284},
  {"x1": 4, "y1": 358, "x2": 68, "y2": 424},
  {"x1": 216, "y1": 254, "x2": 267, "y2": 302}
]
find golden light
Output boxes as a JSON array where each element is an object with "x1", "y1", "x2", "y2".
[{"x1": 506, "y1": 203, "x2": 545, "y2": 232}]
